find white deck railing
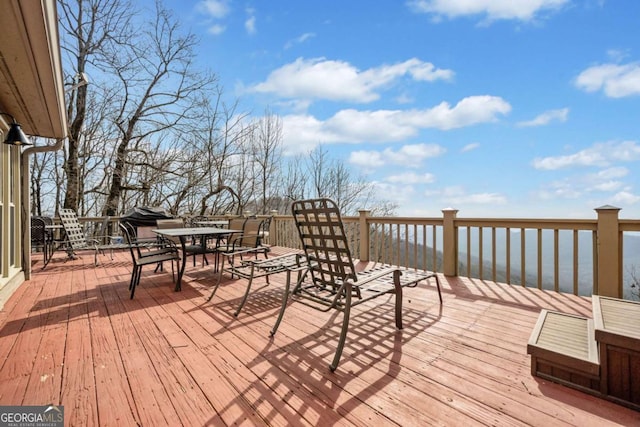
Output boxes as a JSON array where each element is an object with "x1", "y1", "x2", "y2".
[
  {"x1": 73, "y1": 205, "x2": 640, "y2": 300},
  {"x1": 269, "y1": 206, "x2": 639, "y2": 300}
]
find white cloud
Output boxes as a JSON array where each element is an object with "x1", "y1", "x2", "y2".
[
  {"x1": 535, "y1": 166, "x2": 632, "y2": 206},
  {"x1": 386, "y1": 172, "x2": 436, "y2": 184},
  {"x1": 207, "y1": 24, "x2": 226, "y2": 35},
  {"x1": 349, "y1": 143, "x2": 445, "y2": 170},
  {"x1": 591, "y1": 166, "x2": 629, "y2": 180},
  {"x1": 245, "y1": 8, "x2": 256, "y2": 34},
  {"x1": 407, "y1": 0, "x2": 568, "y2": 22},
  {"x1": 284, "y1": 33, "x2": 316, "y2": 50},
  {"x1": 591, "y1": 181, "x2": 624, "y2": 192},
  {"x1": 575, "y1": 62, "x2": 640, "y2": 98},
  {"x1": 395, "y1": 93, "x2": 414, "y2": 104},
  {"x1": 434, "y1": 186, "x2": 507, "y2": 205},
  {"x1": 196, "y1": 0, "x2": 230, "y2": 19},
  {"x1": 517, "y1": 108, "x2": 569, "y2": 127},
  {"x1": 612, "y1": 191, "x2": 640, "y2": 205},
  {"x1": 461, "y1": 143, "x2": 480, "y2": 152},
  {"x1": 532, "y1": 141, "x2": 640, "y2": 170},
  {"x1": 537, "y1": 180, "x2": 583, "y2": 200},
  {"x1": 349, "y1": 151, "x2": 385, "y2": 168},
  {"x1": 584, "y1": 167, "x2": 628, "y2": 192},
  {"x1": 196, "y1": 0, "x2": 230, "y2": 35},
  {"x1": 410, "y1": 95, "x2": 511, "y2": 130},
  {"x1": 250, "y1": 57, "x2": 454, "y2": 103},
  {"x1": 281, "y1": 96, "x2": 510, "y2": 153}
]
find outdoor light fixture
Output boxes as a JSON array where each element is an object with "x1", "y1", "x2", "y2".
[{"x1": 0, "y1": 112, "x2": 31, "y2": 146}]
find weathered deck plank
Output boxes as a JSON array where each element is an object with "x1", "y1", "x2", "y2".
[{"x1": 0, "y1": 248, "x2": 638, "y2": 426}]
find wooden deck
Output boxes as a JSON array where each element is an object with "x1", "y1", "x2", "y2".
[{"x1": 1, "y1": 247, "x2": 638, "y2": 426}]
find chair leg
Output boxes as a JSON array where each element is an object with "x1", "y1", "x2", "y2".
[
  {"x1": 233, "y1": 263, "x2": 256, "y2": 317},
  {"x1": 129, "y1": 267, "x2": 137, "y2": 291},
  {"x1": 434, "y1": 274, "x2": 443, "y2": 304},
  {"x1": 393, "y1": 270, "x2": 403, "y2": 330},
  {"x1": 330, "y1": 288, "x2": 352, "y2": 372},
  {"x1": 207, "y1": 255, "x2": 226, "y2": 302},
  {"x1": 270, "y1": 269, "x2": 295, "y2": 337},
  {"x1": 42, "y1": 241, "x2": 50, "y2": 268},
  {"x1": 130, "y1": 266, "x2": 141, "y2": 298}
]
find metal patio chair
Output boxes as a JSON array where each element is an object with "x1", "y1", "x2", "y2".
[
  {"x1": 58, "y1": 208, "x2": 128, "y2": 265},
  {"x1": 207, "y1": 217, "x2": 273, "y2": 315},
  {"x1": 119, "y1": 222, "x2": 180, "y2": 299},
  {"x1": 270, "y1": 198, "x2": 442, "y2": 372},
  {"x1": 31, "y1": 216, "x2": 53, "y2": 267}
]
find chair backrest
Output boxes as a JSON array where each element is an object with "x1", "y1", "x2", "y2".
[
  {"x1": 228, "y1": 217, "x2": 246, "y2": 232},
  {"x1": 59, "y1": 208, "x2": 91, "y2": 249},
  {"x1": 156, "y1": 218, "x2": 184, "y2": 244},
  {"x1": 291, "y1": 198, "x2": 357, "y2": 290},
  {"x1": 119, "y1": 222, "x2": 143, "y2": 261},
  {"x1": 40, "y1": 216, "x2": 53, "y2": 226},
  {"x1": 238, "y1": 218, "x2": 265, "y2": 248},
  {"x1": 31, "y1": 217, "x2": 47, "y2": 247}
]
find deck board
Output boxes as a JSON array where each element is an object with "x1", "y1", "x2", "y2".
[{"x1": 0, "y1": 248, "x2": 638, "y2": 426}]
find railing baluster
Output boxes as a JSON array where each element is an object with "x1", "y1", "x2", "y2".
[
  {"x1": 521, "y1": 228, "x2": 526, "y2": 288},
  {"x1": 479, "y1": 227, "x2": 484, "y2": 280},
  {"x1": 466, "y1": 227, "x2": 471, "y2": 277},
  {"x1": 554, "y1": 229, "x2": 559, "y2": 292},
  {"x1": 506, "y1": 227, "x2": 511, "y2": 284},
  {"x1": 492, "y1": 227, "x2": 497, "y2": 283},
  {"x1": 431, "y1": 225, "x2": 437, "y2": 271},
  {"x1": 538, "y1": 229, "x2": 543, "y2": 290},
  {"x1": 573, "y1": 229, "x2": 579, "y2": 295}
]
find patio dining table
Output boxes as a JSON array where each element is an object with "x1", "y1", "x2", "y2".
[{"x1": 152, "y1": 227, "x2": 240, "y2": 291}]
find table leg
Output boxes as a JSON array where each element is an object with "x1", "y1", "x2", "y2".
[{"x1": 175, "y1": 236, "x2": 188, "y2": 291}]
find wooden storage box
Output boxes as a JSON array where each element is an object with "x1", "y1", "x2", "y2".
[{"x1": 527, "y1": 310, "x2": 600, "y2": 394}]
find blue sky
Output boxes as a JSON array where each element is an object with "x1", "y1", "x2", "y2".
[{"x1": 160, "y1": 0, "x2": 640, "y2": 219}]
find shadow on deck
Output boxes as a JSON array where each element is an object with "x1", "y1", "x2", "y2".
[{"x1": 0, "y1": 247, "x2": 637, "y2": 426}]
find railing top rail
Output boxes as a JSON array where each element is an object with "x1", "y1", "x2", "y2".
[
  {"x1": 454, "y1": 218, "x2": 598, "y2": 230},
  {"x1": 619, "y1": 220, "x2": 640, "y2": 232},
  {"x1": 366, "y1": 217, "x2": 443, "y2": 226}
]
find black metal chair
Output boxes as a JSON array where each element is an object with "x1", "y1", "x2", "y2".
[
  {"x1": 31, "y1": 217, "x2": 50, "y2": 266},
  {"x1": 120, "y1": 221, "x2": 176, "y2": 258},
  {"x1": 270, "y1": 198, "x2": 442, "y2": 372},
  {"x1": 119, "y1": 222, "x2": 180, "y2": 299}
]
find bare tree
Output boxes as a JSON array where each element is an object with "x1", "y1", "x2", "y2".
[
  {"x1": 625, "y1": 265, "x2": 640, "y2": 301},
  {"x1": 58, "y1": 0, "x2": 135, "y2": 212},
  {"x1": 251, "y1": 110, "x2": 283, "y2": 214},
  {"x1": 303, "y1": 145, "x2": 377, "y2": 214},
  {"x1": 101, "y1": 1, "x2": 217, "y2": 216},
  {"x1": 30, "y1": 149, "x2": 56, "y2": 216}
]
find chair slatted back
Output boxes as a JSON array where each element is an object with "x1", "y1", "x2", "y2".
[
  {"x1": 59, "y1": 208, "x2": 92, "y2": 250},
  {"x1": 291, "y1": 198, "x2": 357, "y2": 290}
]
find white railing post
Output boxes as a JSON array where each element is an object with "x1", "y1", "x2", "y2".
[
  {"x1": 595, "y1": 205, "x2": 622, "y2": 298},
  {"x1": 359, "y1": 209, "x2": 370, "y2": 262},
  {"x1": 442, "y1": 208, "x2": 458, "y2": 276}
]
